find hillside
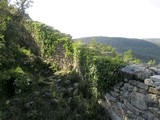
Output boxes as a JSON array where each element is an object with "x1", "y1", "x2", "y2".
[
  {"x1": 2, "y1": 1, "x2": 160, "y2": 120},
  {"x1": 144, "y1": 38, "x2": 160, "y2": 46},
  {"x1": 0, "y1": 1, "x2": 115, "y2": 119},
  {"x1": 76, "y1": 36, "x2": 160, "y2": 63}
]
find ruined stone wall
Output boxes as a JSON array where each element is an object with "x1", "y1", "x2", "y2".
[{"x1": 100, "y1": 64, "x2": 160, "y2": 120}]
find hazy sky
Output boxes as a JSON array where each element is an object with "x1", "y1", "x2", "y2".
[{"x1": 27, "y1": 0, "x2": 160, "y2": 38}]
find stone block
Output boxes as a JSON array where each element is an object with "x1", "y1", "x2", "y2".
[
  {"x1": 142, "y1": 111, "x2": 154, "y2": 120},
  {"x1": 145, "y1": 94, "x2": 159, "y2": 108},
  {"x1": 150, "y1": 75, "x2": 160, "y2": 82},
  {"x1": 123, "y1": 83, "x2": 134, "y2": 92},
  {"x1": 129, "y1": 80, "x2": 149, "y2": 90},
  {"x1": 133, "y1": 69, "x2": 151, "y2": 81},
  {"x1": 130, "y1": 92, "x2": 147, "y2": 110},
  {"x1": 133, "y1": 86, "x2": 147, "y2": 94},
  {"x1": 149, "y1": 67, "x2": 160, "y2": 75},
  {"x1": 149, "y1": 87, "x2": 157, "y2": 94},
  {"x1": 145, "y1": 94, "x2": 158, "y2": 103},
  {"x1": 148, "y1": 107, "x2": 160, "y2": 118},
  {"x1": 149, "y1": 87, "x2": 160, "y2": 95},
  {"x1": 121, "y1": 64, "x2": 152, "y2": 81},
  {"x1": 124, "y1": 100, "x2": 143, "y2": 116}
]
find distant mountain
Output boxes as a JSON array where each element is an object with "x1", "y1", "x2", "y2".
[
  {"x1": 144, "y1": 38, "x2": 160, "y2": 42},
  {"x1": 144, "y1": 38, "x2": 160, "y2": 46},
  {"x1": 75, "y1": 36, "x2": 160, "y2": 63}
]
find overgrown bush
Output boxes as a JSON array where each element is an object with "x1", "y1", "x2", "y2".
[
  {"x1": 74, "y1": 41, "x2": 125, "y2": 94},
  {"x1": 92, "y1": 56, "x2": 125, "y2": 93}
]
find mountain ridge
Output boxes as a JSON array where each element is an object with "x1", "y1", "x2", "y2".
[{"x1": 75, "y1": 36, "x2": 160, "y2": 63}]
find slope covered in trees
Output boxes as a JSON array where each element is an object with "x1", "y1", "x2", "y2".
[
  {"x1": 2, "y1": 1, "x2": 159, "y2": 119},
  {"x1": 76, "y1": 36, "x2": 160, "y2": 63},
  {"x1": 0, "y1": 1, "x2": 127, "y2": 119}
]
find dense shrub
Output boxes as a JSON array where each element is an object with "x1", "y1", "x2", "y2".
[
  {"x1": 92, "y1": 56, "x2": 125, "y2": 93},
  {"x1": 74, "y1": 41, "x2": 125, "y2": 94}
]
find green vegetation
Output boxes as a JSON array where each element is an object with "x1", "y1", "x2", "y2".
[
  {"x1": 0, "y1": 1, "x2": 146, "y2": 120},
  {"x1": 123, "y1": 50, "x2": 141, "y2": 64},
  {"x1": 76, "y1": 36, "x2": 160, "y2": 64},
  {"x1": 147, "y1": 60, "x2": 156, "y2": 65}
]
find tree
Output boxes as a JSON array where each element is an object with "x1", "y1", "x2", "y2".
[
  {"x1": 14, "y1": 0, "x2": 33, "y2": 14},
  {"x1": 88, "y1": 38, "x2": 116, "y2": 56},
  {"x1": 123, "y1": 50, "x2": 141, "y2": 64},
  {"x1": 147, "y1": 60, "x2": 156, "y2": 65},
  {"x1": 0, "y1": 0, "x2": 11, "y2": 48}
]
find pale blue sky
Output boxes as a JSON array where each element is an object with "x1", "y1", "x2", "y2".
[{"x1": 27, "y1": 0, "x2": 160, "y2": 38}]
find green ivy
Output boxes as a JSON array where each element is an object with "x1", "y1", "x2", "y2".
[
  {"x1": 92, "y1": 56, "x2": 125, "y2": 93},
  {"x1": 74, "y1": 41, "x2": 125, "y2": 94}
]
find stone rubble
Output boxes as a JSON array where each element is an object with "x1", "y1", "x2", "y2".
[{"x1": 101, "y1": 64, "x2": 160, "y2": 120}]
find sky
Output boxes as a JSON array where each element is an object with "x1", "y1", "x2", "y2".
[{"x1": 27, "y1": 0, "x2": 160, "y2": 39}]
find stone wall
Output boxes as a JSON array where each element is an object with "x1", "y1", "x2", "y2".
[{"x1": 100, "y1": 64, "x2": 160, "y2": 120}]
